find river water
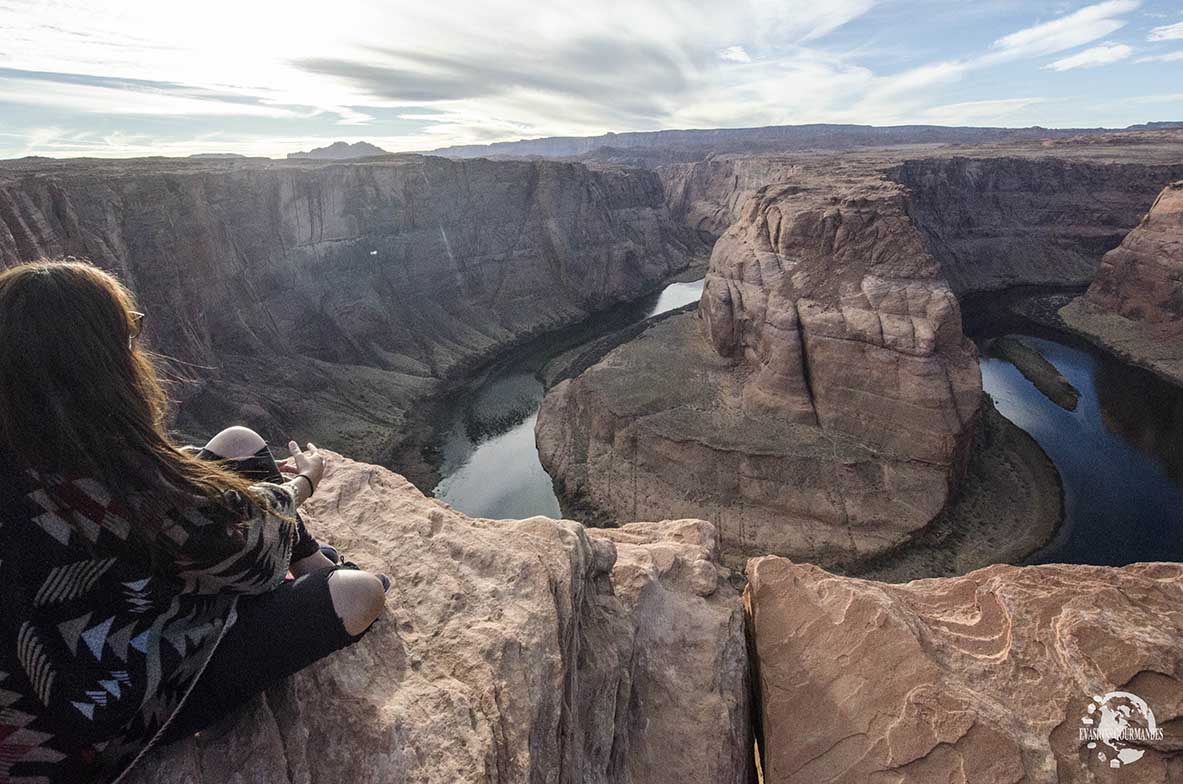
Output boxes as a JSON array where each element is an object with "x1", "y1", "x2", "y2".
[
  {"x1": 431, "y1": 282, "x2": 1183, "y2": 567},
  {"x1": 431, "y1": 279, "x2": 705, "y2": 519},
  {"x1": 982, "y1": 334, "x2": 1183, "y2": 566}
]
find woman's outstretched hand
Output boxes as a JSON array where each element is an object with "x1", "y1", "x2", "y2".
[{"x1": 281, "y1": 440, "x2": 326, "y2": 492}]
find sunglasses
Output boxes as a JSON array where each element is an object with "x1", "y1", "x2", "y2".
[{"x1": 129, "y1": 311, "x2": 146, "y2": 340}]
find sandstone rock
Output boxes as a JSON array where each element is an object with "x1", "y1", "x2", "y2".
[
  {"x1": 127, "y1": 452, "x2": 751, "y2": 784},
  {"x1": 1087, "y1": 182, "x2": 1183, "y2": 331},
  {"x1": 745, "y1": 557, "x2": 1183, "y2": 783},
  {"x1": 538, "y1": 169, "x2": 983, "y2": 564},
  {"x1": 0, "y1": 156, "x2": 702, "y2": 474}
]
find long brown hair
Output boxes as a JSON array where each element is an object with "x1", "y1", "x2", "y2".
[{"x1": 0, "y1": 258, "x2": 262, "y2": 560}]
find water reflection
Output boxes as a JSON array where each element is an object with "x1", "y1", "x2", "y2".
[
  {"x1": 432, "y1": 278, "x2": 705, "y2": 519},
  {"x1": 982, "y1": 335, "x2": 1183, "y2": 566}
]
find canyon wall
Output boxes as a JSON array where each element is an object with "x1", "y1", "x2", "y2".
[
  {"x1": 1059, "y1": 180, "x2": 1183, "y2": 386},
  {"x1": 658, "y1": 156, "x2": 807, "y2": 236},
  {"x1": 660, "y1": 153, "x2": 1183, "y2": 297},
  {"x1": 538, "y1": 165, "x2": 983, "y2": 565},
  {"x1": 891, "y1": 157, "x2": 1183, "y2": 295},
  {"x1": 0, "y1": 156, "x2": 702, "y2": 467},
  {"x1": 746, "y1": 556, "x2": 1183, "y2": 783},
  {"x1": 1086, "y1": 181, "x2": 1183, "y2": 330},
  {"x1": 130, "y1": 452, "x2": 751, "y2": 784}
]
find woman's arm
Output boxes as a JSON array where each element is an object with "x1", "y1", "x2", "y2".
[{"x1": 278, "y1": 440, "x2": 325, "y2": 508}]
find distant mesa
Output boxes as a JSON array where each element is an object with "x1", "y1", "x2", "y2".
[
  {"x1": 188, "y1": 153, "x2": 246, "y2": 159},
  {"x1": 287, "y1": 141, "x2": 390, "y2": 160}
]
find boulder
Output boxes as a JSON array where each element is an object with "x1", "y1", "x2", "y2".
[
  {"x1": 127, "y1": 452, "x2": 751, "y2": 784},
  {"x1": 745, "y1": 556, "x2": 1183, "y2": 783}
]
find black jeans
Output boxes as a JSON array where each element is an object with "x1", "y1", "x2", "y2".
[{"x1": 158, "y1": 446, "x2": 366, "y2": 743}]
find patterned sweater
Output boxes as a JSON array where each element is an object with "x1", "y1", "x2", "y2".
[{"x1": 0, "y1": 463, "x2": 298, "y2": 783}]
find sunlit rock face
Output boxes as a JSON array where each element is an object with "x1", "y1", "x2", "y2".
[
  {"x1": 1087, "y1": 181, "x2": 1183, "y2": 331},
  {"x1": 745, "y1": 556, "x2": 1183, "y2": 783},
  {"x1": 129, "y1": 452, "x2": 752, "y2": 784},
  {"x1": 0, "y1": 156, "x2": 702, "y2": 464},
  {"x1": 538, "y1": 168, "x2": 982, "y2": 564}
]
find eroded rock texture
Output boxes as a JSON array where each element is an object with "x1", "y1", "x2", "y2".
[
  {"x1": 746, "y1": 557, "x2": 1183, "y2": 783},
  {"x1": 1087, "y1": 181, "x2": 1183, "y2": 330},
  {"x1": 538, "y1": 169, "x2": 982, "y2": 564},
  {"x1": 894, "y1": 158, "x2": 1183, "y2": 295},
  {"x1": 0, "y1": 156, "x2": 701, "y2": 467},
  {"x1": 128, "y1": 452, "x2": 751, "y2": 784}
]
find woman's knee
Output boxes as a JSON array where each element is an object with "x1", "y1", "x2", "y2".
[
  {"x1": 327, "y1": 569, "x2": 386, "y2": 637},
  {"x1": 204, "y1": 426, "x2": 267, "y2": 460}
]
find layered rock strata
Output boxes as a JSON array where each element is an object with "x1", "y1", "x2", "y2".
[
  {"x1": 538, "y1": 172, "x2": 983, "y2": 564},
  {"x1": 1061, "y1": 181, "x2": 1183, "y2": 385},
  {"x1": 893, "y1": 158, "x2": 1183, "y2": 295},
  {"x1": 745, "y1": 556, "x2": 1183, "y2": 783},
  {"x1": 0, "y1": 156, "x2": 702, "y2": 470},
  {"x1": 130, "y1": 452, "x2": 751, "y2": 784}
]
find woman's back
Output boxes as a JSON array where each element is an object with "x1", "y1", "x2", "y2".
[{"x1": 0, "y1": 460, "x2": 293, "y2": 781}]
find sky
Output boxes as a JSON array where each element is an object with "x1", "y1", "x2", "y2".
[{"x1": 0, "y1": 0, "x2": 1181, "y2": 158}]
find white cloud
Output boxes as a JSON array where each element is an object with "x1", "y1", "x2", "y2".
[
  {"x1": 919, "y1": 97, "x2": 1048, "y2": 125},
  {"x1": 717, "y1": 46, "x2": 752, "y2": 63},
  {"x1": 0, "y1": 0, "x2": 1172, "y2": 158},
  {"x1": 984, "y1": 0, "x2": 1140, "y2": 62},
  {"x1": 1136, "y1": 51, "x2": 1183, "y2": 62},
  {"x1": 1148, "y1": 21, "x2": 1183, "y2": 41},
  {"x1": 0, "y1": 76, "x2": 308, "y2": 118},
  {"x1": 1045, "y1": 42, "x2": 1134, "y2": 70}
]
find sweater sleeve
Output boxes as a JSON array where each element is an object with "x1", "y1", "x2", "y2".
[{"x1": 168, "y1": 482, "x2": 297, "y2": 595}]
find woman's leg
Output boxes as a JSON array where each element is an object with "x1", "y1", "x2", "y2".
[
  {"x1": 199, "y1": 426, "x2": 336, "y2": 575},
  {"x1": 158, "y1": 567, "x2": 384, "y2": 743}
]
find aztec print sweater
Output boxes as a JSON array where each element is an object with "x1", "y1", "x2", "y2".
[{"x1": 0, "y1": 463, "x2": 298, "y2": 784}]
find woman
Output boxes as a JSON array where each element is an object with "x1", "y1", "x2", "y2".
[{"x1": 0, "y1": 259, "x2": 388, "y2": 783}]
